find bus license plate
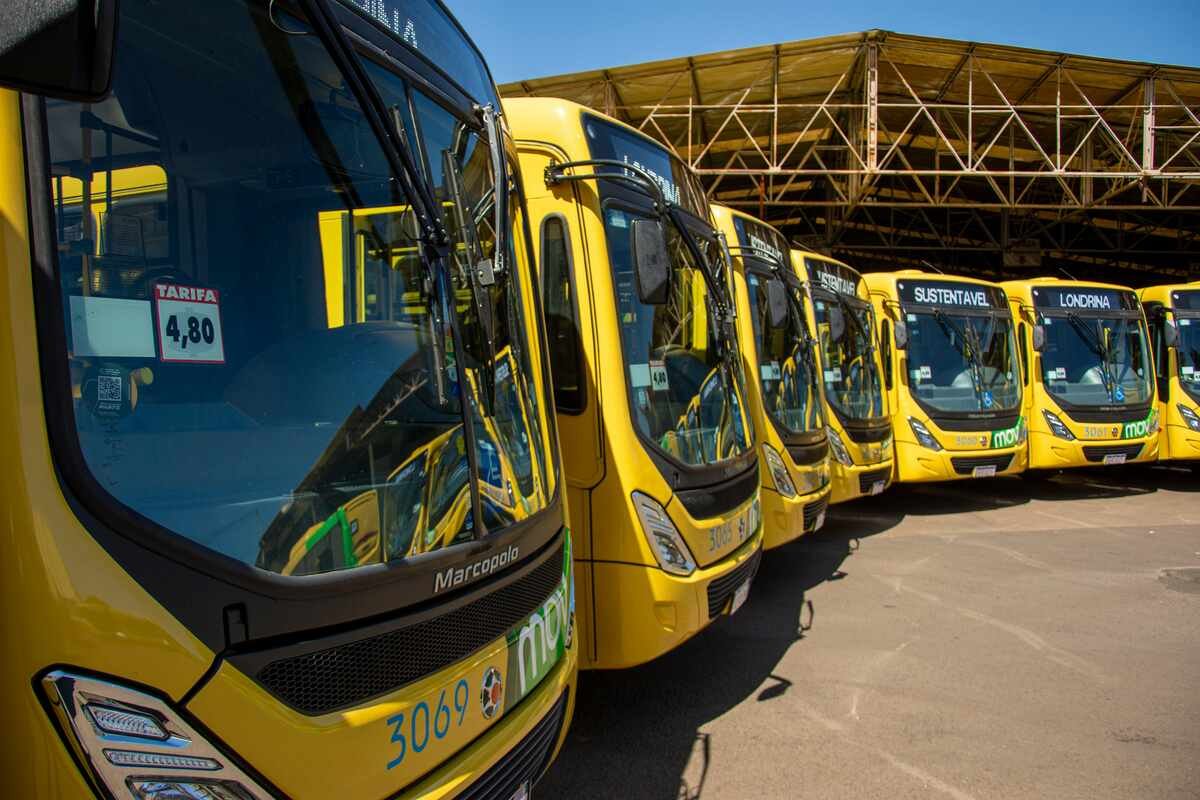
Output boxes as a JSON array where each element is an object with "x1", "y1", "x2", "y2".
[
  {"x1": 973, "y1": 465, "x2": 997, "y2": 478},
  {"x1": 870, "y1": 481, "x2": 886, "y2": 496},
  {"x1": 730, "y1": 579, "x2": 751, "y2": 615},
  {"x1": 1103, "y1": 454, "x2": 1127, "y2": 465}
]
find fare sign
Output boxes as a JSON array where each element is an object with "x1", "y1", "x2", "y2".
[{"x1": 153, "y1": 283, "x2": 226, "y2": 364}]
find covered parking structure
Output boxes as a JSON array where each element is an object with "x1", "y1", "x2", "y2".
[{"x1": 501, "y1": 31, "x2": 1200, "y2": 286}]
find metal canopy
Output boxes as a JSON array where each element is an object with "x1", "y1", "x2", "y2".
[{"x1": 501, "y1": 31, "x2": 1200, "y2": 285}]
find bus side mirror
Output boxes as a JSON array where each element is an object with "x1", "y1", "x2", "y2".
[
  {"x1": 829, "y1": 305, "x2": 847, "y2": 343},
  {"x1": 0, "y1": 1, "x2": 118, "y2": 102},
  {"x1": 893, "y1": 319, "x2": 909, "y2": 350},
  {"x1": 1032, "y1": 324, "x2": 1046, "y2": 352},
  {"x1": 1164, "y1": 318, "x2": 1179, "y2": 347},
  {"x1": 765, "y1": 279, "x2": 789, "y2": 329},
  {"x1": 631, "y1": 219, "x2": 671, "y2": 305}
]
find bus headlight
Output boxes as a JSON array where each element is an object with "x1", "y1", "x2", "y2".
[
  {"x1": 907, "y1": 418, "x2": 943, "y2": 451},
  {"x1": 763, "y1": 445, "x2": 798, "y2": 498},
  {"x1": 826, "y1": 427, "x2": 853, "y2": 466},
  {"x1": 1179, "y1": 404, "x2": 1200, "y2": 432},
  {"x1": 633, "y1": 492, "x2": 696, "y2": 576},
  {"x1": 1042, "y1": 410, "x2": 1075, "y2": 441},
  {"x1": 40, "y1": 671, "x2": 276, "y2": 800}
]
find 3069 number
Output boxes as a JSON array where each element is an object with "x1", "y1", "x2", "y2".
[{"x1": 386, "y1": 679, "x2": 470, "y2": 770}]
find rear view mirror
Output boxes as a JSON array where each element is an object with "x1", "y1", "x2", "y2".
[
  {"x1": 893, "y1": 319, "x2": 909, "y2": 350},
  {"x1": 829, "y1": 305, "x2": 847, "y2": 343},
  {"x1": 0, "y1": 1, "x2": 118, "y2": 102},
  {"x1": 1032, "y1": 324, "x2": 1046, "y2": 351},
  {"x1": 765, "y1": 279, "x2": 789, "y2": 329},
  {"x1": 631, "y1": 219, "x2": 671, "y2": 305},
  {"x1": 1164, "y1": 318, "x2": 1179, "y2": 348}
]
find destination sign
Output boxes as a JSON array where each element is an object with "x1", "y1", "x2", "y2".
[
  {"x1": 733, "y1": 216, "x2": 788, "y2": 266},
  {"x1": 804, "y1": 258, "x2": 860, "y2": 297},
  {"x1": 584, "y1": 114, "x2": 707, "y2": 219},
  {"x1": 1032, "y1": 286, "x2": 1138, "y2": 312},
  {"x1": 1172, "y1": 290, "x2": 1200, "y2": 311},
  {"x1": 898, "y1": 280, "x2": 1006, "y2": 309}
]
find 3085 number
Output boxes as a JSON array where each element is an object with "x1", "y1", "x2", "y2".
[{"x1": 386, "y1": 679, "x2": 470, "y2": 771}]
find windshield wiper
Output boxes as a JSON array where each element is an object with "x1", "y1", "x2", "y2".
[
  {"x1": 1066, "y1": 312, "x2": 1118, "y2": 401},
  {"x1": 933, "y1": 310, "x2": 993, "y2": 408}
]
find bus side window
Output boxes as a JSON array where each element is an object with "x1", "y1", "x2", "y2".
[
  {"x1": 1018, "y1": 322, "x2": 1030, "y2": 386},
  {"x1": 1145, "y1": 303, "x2": 1169, "y2": 399},
  {"x1": 541, "y1": 215, "x2": 585, "y2": 413},
  {"x1": 880, "y1": 319, "x2": 893, "y2": 390}
]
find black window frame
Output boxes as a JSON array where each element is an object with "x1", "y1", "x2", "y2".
[{"x1": 538, "y1": 213, "x2": 586, "y2": 415}]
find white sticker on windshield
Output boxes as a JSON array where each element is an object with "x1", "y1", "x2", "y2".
[
  {"x1": 906, "y1": 314, "x2": 917, "y2": 322},
  {"x1": 911, "y1": 369, "x2": 923, "y2": 383},
  {"x1": 1179, "y1": 318, "x2": 1191, "y2": 326},
  {"x1": 824, "y1": 368, "x2": 842, "y2": 383},
  {"x1": 630, "y1": 363, "x2": 652, "y2": 388},
  {"x1": 649, "y1": 360, "x2": 669, "y2": 392},
  {"x1": 1183, "y1": 366, "x2": 1195, "y2": 376},
  {"x1": 762, "y1": 362, "x2": 782, "y2": 381},
  {"x1": 1055, "y1": 367, "x2": 1067, "y2": 380},
  {"x1": 919, "y1": 365, "x2": 932, "y2": 380},
  {"x1": 69, "y1": 296, "x2": 156, "y2": 358}
]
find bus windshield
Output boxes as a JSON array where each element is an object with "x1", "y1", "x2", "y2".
[
  {"x1": 1178, "y1": 315, "x2": 1200, "y2": 403},
  {"x1": 745, "y1": 273, "x2": 825, "y2": 436},
  {"x1": 812, "y1": 293, "x2": 884, "y2": 422},
  {"x1": 1041, "y1": 314, "x2": 1153, "y2": 407},
  {"x1": 904, "y1": 312, "x2": 1021, "y2": 413},
  {"x1": 45, "y1": 0, "x2": 550, "y2": 578}
]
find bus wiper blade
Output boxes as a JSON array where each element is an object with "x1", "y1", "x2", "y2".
[
  {"x1": 1066, "y1": 312, "x2": 1117, "y2": 398},
  {"x1": 299, "y1": 0, "x2": 446, "y2": 249}
]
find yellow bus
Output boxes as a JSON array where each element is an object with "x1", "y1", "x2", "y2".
[
  {"x1": 793, "y1": 251, "x2": 894, "y2": 503},
  {"x1": 1140, "y1": 282, "x2": 1200, "y2": 462},
  {"x1": 1, "y1": 2, "x2": 577, "y2": 798},
  {"x1": 507, "y1": 98, "x2": 764, "y2": 670},
  {"x1": 712, "y1": 205, "x2": 831, "y2": 546},
  {"x1": 1002, "y1": 278, "x2": 1159, "y2": 470},
  {"x1": 865, "y1": 271, "x2": 1028, "y2": 483}
]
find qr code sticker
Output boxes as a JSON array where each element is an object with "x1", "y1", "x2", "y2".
[{"x1": 98, "y1": 374, "x2": 122, "y2": 403}]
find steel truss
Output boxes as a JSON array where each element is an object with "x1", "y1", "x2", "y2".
[{"x1": 504, "y1": 31, "x2": 1200, "y2": 282}]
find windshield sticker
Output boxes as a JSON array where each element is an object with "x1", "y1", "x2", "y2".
[
  {"x1": 907, "y1": 313, "x2": 918, "y2": 322},
  {"x1": 910, "y1": 369, "x2": 923, "y2": 383},
  {"x1": 919, "y1": 365, "x2": 933, "y2": 380},
  {"x1": 824, "y1": 368, "x2": 842, "y2": 383},
  {"x1": 69, "y1": 296, "x2": 157, "y2": 359},
  {"x1": 153, "y1": 283, "x2": 225, "y2": 364},
  {"x1": 649, "y1": 361, "x2": 669, "y2": 392},
  {"x1": 982, "y1": 391, "x2": 995, "y2": 409},
  {"x1": 1184, "y1": 366, "x2": 1195, "y2": 376},
  {"x1": 629, "y1": 363, "x2": 653, "y2": 388},
  {"x1": 762, "y1": 362, "x2": 782, "y2": 381},
  {"x1": 1114, "y1": 385, "x2": 1126, "y2": 402},
  {"x1": 1180, "y1": 319, "x2": 1192, "y2": 326},
  {"x1": 606, "y1": 209, "x2": 629, "y2": 229},
  {"x1": 1054, "y1": 367, "x2": 1067, "y2": 380}
]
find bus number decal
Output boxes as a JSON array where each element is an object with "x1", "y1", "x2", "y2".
[{"x1": 385, "y1": 678, "x2": 471, "y2": 771}]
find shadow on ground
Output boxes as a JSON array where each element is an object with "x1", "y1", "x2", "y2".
[
  {"x1": 539, "y1": 524, "x2": 859, "y2": 799},
  {"x1": 537, "y1": 463, "x2": 1193, "y2": 797}
]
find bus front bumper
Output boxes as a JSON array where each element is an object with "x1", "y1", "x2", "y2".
[
  {"x1": 829, "y1": 460, "x2": 894, "y2": 505},
  {"x1": 1029, "y1": 431, "x2": 1160, "y2": 470},
  {"x1": 894, "y1": 440, "x2": 1027, "y2": 483},
  {"x1": 585, "y1": 531, "x2": 764, "y2": 669},
  {"x1": 762, "y1": 485, "x2": 832, "y2": 549}
]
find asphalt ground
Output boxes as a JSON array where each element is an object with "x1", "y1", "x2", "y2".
[{"x1": 539, "y1": 464, "x2": 1200, "y2": 799}]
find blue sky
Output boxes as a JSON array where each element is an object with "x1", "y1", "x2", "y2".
[{"x1": 448, "y1": 0, "x2": 1200, "y2": 83}]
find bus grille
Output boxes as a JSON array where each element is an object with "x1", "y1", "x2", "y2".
[
  {"x1": 1082, "y1": 444, "x2": 1144, "y2": 463},
  {"x1": 454, "y1": 690, "x2": 570, "y2": 800},
  {"x1": 706, "y1": 548, "x2": 762, "y2": 620},
  {"x1": 857, "y1": 468, "x2": 891, "y2": 495},
  {"x1": 255, "y1": 541, "x2": 564, "y2": 716},
  {"x1": 950, "y1": 454, "x2": 1015, "y2": 475},
  {"x1": 803, "y1": 496, "x2": 829, "y2": 531}
]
